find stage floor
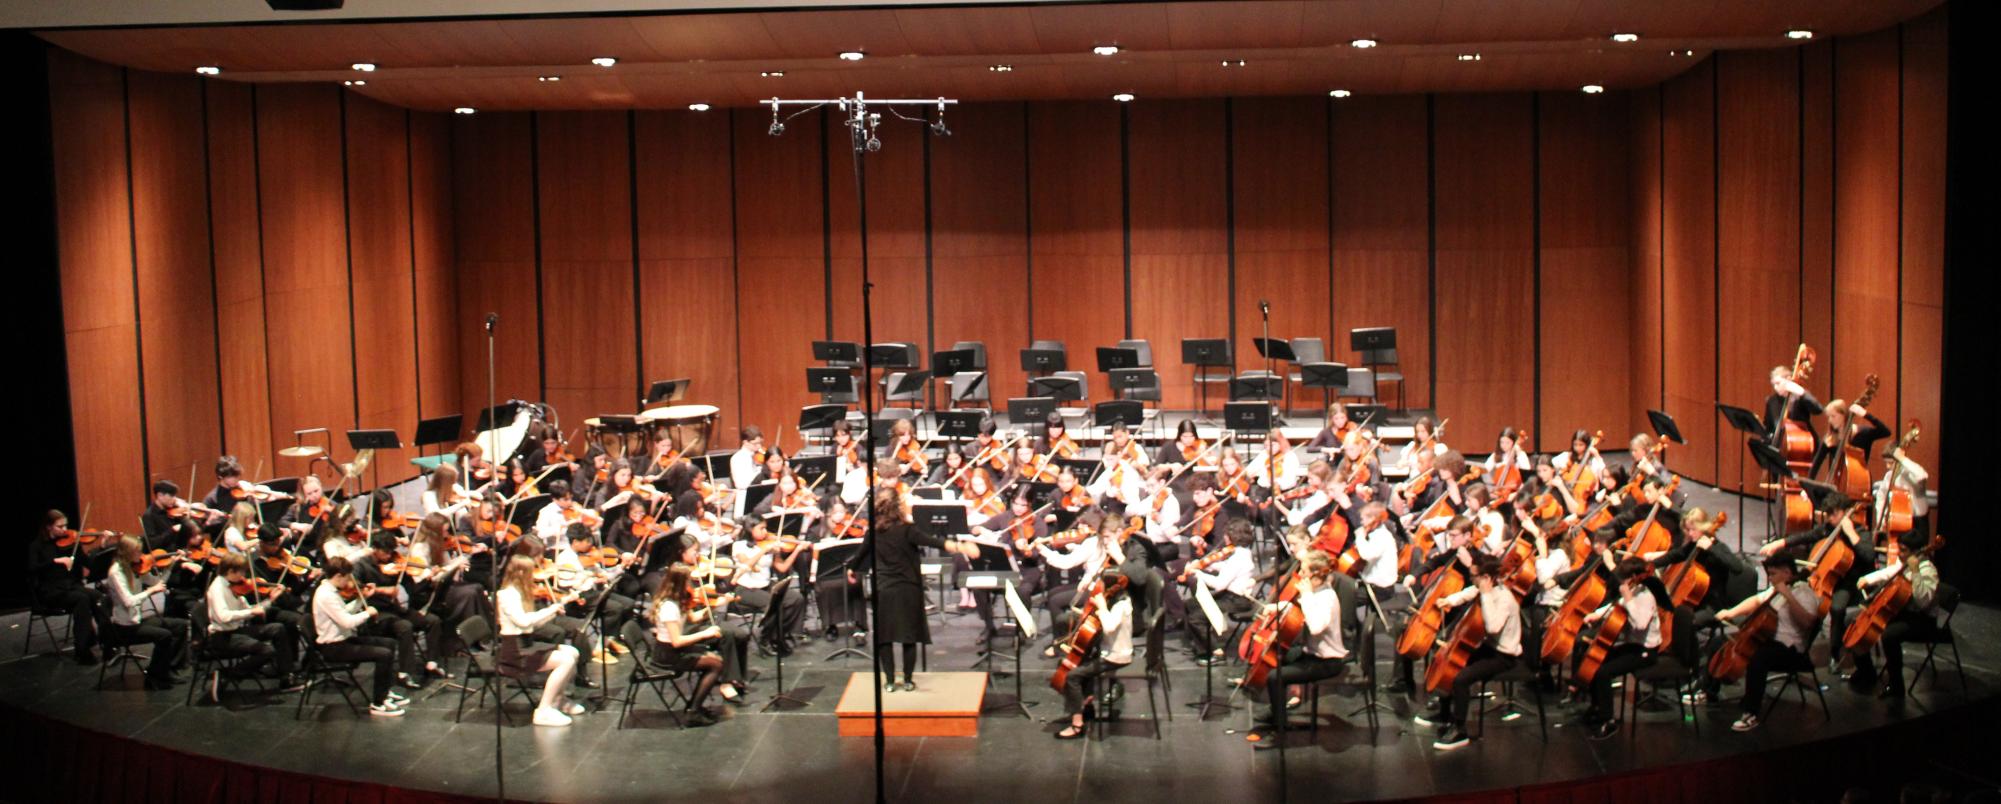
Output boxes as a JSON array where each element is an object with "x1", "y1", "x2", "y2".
[{"x1": 4, "y1": 482, "x2": 1990, "y2": 803}]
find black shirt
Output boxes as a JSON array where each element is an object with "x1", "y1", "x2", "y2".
[
  {"x1": 1763, "y1": 392, "x2": 1824, "y2": 440},
  {"x1": 1810, "y1": 412, "x2": 1891, "y2": 478},
  {"x1": 845, "y1": 522, "x2": 948, "y2": 594}
]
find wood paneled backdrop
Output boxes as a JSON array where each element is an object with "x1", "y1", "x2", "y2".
[{"x1": 45, "y1": 5, "x2": 1946, "y2": 515}]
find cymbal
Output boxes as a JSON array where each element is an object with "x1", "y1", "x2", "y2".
[
  {"x1": 343, "y1": 449, "x2": 375, "y2": 479},
  {"x1": 279, "y1": 445, "x2": 323, "y2": 458}
]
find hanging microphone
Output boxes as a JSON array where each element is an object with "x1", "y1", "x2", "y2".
[{"x1": 485, "y1": 312, "x2": 499, "y2": 333}]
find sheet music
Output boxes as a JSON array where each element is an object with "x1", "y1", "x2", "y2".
[
  {"x1": 1194, "y1": 579, "x2": 1227, "y2": 636},
  {"x1": 1005, "y1": 580, "x2": 1036, "y2": 640}
]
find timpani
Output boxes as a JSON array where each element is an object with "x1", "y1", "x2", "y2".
[{"x1": 640, "y1": 403, "x2": 721, "y2": 456}]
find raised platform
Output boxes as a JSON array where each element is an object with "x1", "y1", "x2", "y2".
[{"x1": 835, "y1": 671, "x2": 986, "y2": 737}]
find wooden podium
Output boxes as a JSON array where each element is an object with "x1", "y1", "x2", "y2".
[{"x1": 834, "y1": 671, "x2": 987, "y2": 737}]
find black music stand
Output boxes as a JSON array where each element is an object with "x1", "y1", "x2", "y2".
[
  {"x1": 807, "y1": 368, "x2": 857, "y2": 402},
  {"x1": 933, "y1": 349, "x2": 978, "y2": 410},
  {"x1": 1350, "y1": 327, "x2": 1396, "y2": 352},
  {"x1": 869, "y1": 343, "x2": 917, "y2": 369},
  {"x1": 792, "y1": 455, "x2": 837, "y2": 491},
  {"x1": 812, "y1": 340, "x2": 861, "y2": 366},
  {"x1": 473, "y1": 402, "x2": 523, "y2": 434},
  {"x1": 1029, "y1": 375, "x2": 1084, "y2": 404},
  {"x1": 936, "y1": 411, "x2": 986, "y2": 441},
  {"x1": 1018, "y1": 482, "x2": 1057, "y2": 508},
  {"x1": 1094, "y1": 347, "x2": 1142, "y2": 372},
  {"x1": 1300, "y1": 362, "x2": 1349, "y2": 414},
  {"x1": 1094, "y1": 401, "x2": 1144, "y2": 431},
  {"x1": 345, "y1": 429, "x2": 401, "y2": 492},
  {"x1": 507, "y1": 495, "x2": 551, "y2": 532},
  {"x1": 691, "y1": 451, "x2": 732, "y2": 485},
  {"x1": 1020, "y1": 348, "x2": 1066, "y2": 376},
  {"x1": 1229, "y1": 374, "x2": 1284, "y2": 403},
  {"x1": 1224, "y1": 401, "x2": 1275, "y2": 435},
  {"x1": 912, "y1": 503, "x2": 969, "y2": 538},
  {"x1": 1254, "y1": 337, "x2": 1299, "y2": 415},
  {"x1": 758, "y1": 576, "x2": 809, "y2": 712},
  {"x1": 1721, "y1": 403, "x2": 1773, "y2": 549},
  {"x1": 1007, "y1": 397, "x2": 1056, "y2": 430},
  {"x1": 798, "y1": 403, "x2": 847, "y2": 436},
  {"x1": 740, "y1": 482, "x2": 778, "y2": 517},
  {"x1": 1181, "y1": 338, "x2": 1232, "y2": 419},
  {"x1": 886, "y1": 369, "x2": 932, "y2": 404},
  {"x1": 1647, "y1": 409, "x2": 1686, "y2": 445},
  {"x1": 413, "y1": 414, "x2": 461, "y2": 462},
  {"x1": 1109, "y1": 368, "x2": 1156, "y2": 403},
  {"x1": 644, "y1": 378, "x2": 690, "y2": 407},
  {"x1": 815, "y1": 540, "x2": 869, "y2": 662}
]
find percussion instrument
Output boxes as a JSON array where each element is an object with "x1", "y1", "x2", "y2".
[{"x1": 641, "y1": 403, "x2": 721, "y2": 458}]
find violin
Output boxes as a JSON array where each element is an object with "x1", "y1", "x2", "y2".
[
  {"x1": 262, "y1": 548, "x2": 313, "y2": 576},
  {"x1": 1046, "y1": 432, "x2": 1080, "y2": 460},
  {"x1": 379, "y1": 509, "x2": 423, "y2": 531},
  {"x1": 137, "y1": 548, "x2": 188, "y2": 575},
  {"x1": 229, "y1": 482, "x2": 290, "y2": 502},
  {"x1": 1843, "y1": 535, "x2": 1945, "y2": 652},
  {"x1": 1049, "y1": 573, "x2": 1130, "y2": 692},
  {"x1": 895, "y1": 440, "x2": 929, "y2": 474},
  {"x1": 167, "y1": 499, "x2": 223, "y2": 521},
  {"x1": 1177, "y1": 543, "x2": 1235, "y2": 584},
  {"x1": 969, "y1": 491, "x2": 1005, "y2": 521},
  {"x1": 561, "y1": 505, "x2": 605, "y2": 529},
  {"x1": 476, "y1": 517, "x2": 524, "y2": 543},
  {"x1": 53, "y1": 528, "x2": 116, "y2": 551},
  {"x1": 229, "y1": 575, "x2": 284, "y2": 601}
]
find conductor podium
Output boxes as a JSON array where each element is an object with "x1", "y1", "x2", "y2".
[{"x1": 834, "y1": 671, "x2": 989, "y2": 737}]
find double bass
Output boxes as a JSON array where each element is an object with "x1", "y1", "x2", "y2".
[
  {"x1": 1871, "y1": 421, "x2": 1923, "y2": 546},
  {"x1": 1049, "y1": 573, "x2": 1130, "y2": 692},
  {"x1": 1826, "y1": 374, "x2": 1881, "y2": 500},
  {"x1": 1842, "y1": 535, "x2": 1944, "y2": 653},
  {"x1": 1776, "y1": 345, "x2": 1821, "y2": 532}
]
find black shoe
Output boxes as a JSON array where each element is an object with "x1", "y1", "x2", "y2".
[
  {"x1": 1588, "y1": 719, "x2": 1621, "y2": 741},
  {"x1": 1432, "y1": 727, "x2": 1470, "y2": 750},
  {"x1": 1847, "y1": 671, "x2": 1878, "y2": 693},
  {"x1": 685, "y1": 709, "x2": 721, "y2": 728},
  {"x1": 1104, "y1": 681, "x2": 1126, "y2": 706},
  {"x1": 1880, "y1": 676, "x2": 1907, "y2": 699},
  {"x1": 1413, "y1": 707, "x2": 1446, "y2": 728},
  {"x1": 1385, "y1": 679, "x2": 1415, "y2": 696},
  {"x1": 824, "y1": 629, "x2": 839, "y2": 642}
]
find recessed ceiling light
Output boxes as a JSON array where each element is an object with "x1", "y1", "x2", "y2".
[
  {"x1": 688, "y1": 103, "x2": 711, "y2": 112},
  {"x1": 537, "y1": 75, "x2": 561, "y2": 82},
  {"x1": 1329, "y1": 89, "x2": 1352, "y2": 98},
  {"x1": 760, "y1": 71, "x2": 784, "y2": 78},
  {"x1": 1610, "y1": 33, "x2": 1641, "y2": 43},
  {"x1": 195, "y1": 66, "x2": 221, "y2": 76},
  {"x1": 1785, "y1": 29, "x2": 1814, "y2": 40},
  {"x1": 591, "y1": 57, "x2": 618, "y2": 67},
  {"x1": 1456, "y1": 53, "x2": 1481, "y2": 62},
  {"x1": 1221, "y1": 59, "x2": 1246, "y2": 67},
  {"x1": 989, "y1": 64, "x2": 1013, "y2": 72},
  {"x1": 1581, "y1": 84, "x2": 1605, "y2": 94},
  {"x1": 1092, "y1": 45, "x2": 1121, "y2": 56},
  {"x1": 1111, "y1": 92, "x2": 1135, "y2": 102},
  {"x1": 838, "y1": 51, "x2": 866, "y2": 61},
  {"x1": 1350, "y1": 38, "x2": 1378, "y2": 49},
  {"x1": 454, "y1": 107, "x2": 476, "y2": 115},
  {"x1": 343, "y1": 80, "x2": 366, "y2": 87},
  {"x1": 1670, "y1": 49, "x2": 1695, "y2": 57},
  {"x1": 351, "y1": 62, "x2": 376, "y2": 72}
]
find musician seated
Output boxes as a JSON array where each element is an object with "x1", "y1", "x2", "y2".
[
  {"x1": 555, "y1": 524, "x2": 637, "y2": 655},
  {"x1": 1395, "y1": 516, "x2": 1479, "y2": 693},
  {"x1": 492, "y1": 555, "x2": 582, "y2": 726},
  {"x1": 1183, "y1": 520, "x2": 1256, "y2": 666},
  {"x1": 1417, "y1": 555, "x2": 1520, "y2": 750},
  {"x1": 731, "y1": 517, "x2": 808, "y2": 656},
  {"x1": 524, "y1": 433, "x2": 577, "y2": 487},
  {"x1": 1039, "y1": 510, "x2": 1117, "y2": 656},
  {"x1": 422, "y1": 463, "x2": 476, "y2": 528},
  {"x1": 203, "y1": 455, "x2": 266, "y2": 533},
  {"x1": 1577, "y1": 558, "x2": 1670, "y2": 739},
  {"x1": 312, "y1": 557, "x2": 408, "y2": 717},
  {"x1": 142, "y1": 480, "x2": 199, "y2": 552},
  {"x1": 1306, "y1": 402, "x2": 1353, "y2": 451},
  {"x1": 1716, "y1": 555, "x2": 1820, "y2": 731},
  {"x1": 1087, "y1": 447, "x2": 1143, "y2": 507},
  {"x1": 206, "y1": 552, "x2": 303, "y2": 691},
  {"x1": 32, "y1": 510, "x2": 103, "y2": 665},
  {"x1": 729, "y1": 426, "x2": 766, "y2": 489},
  {"x1": 103, "y1": 536, "x2": 189, "y2": 690},
  {"x1": 1847, "y1": 530, "x2": 1940, "y2": 698},
  {"x1": 352, "y1": 531, "x2": 446, "y2": 687},
  {"x1": 408, "y1": 513, "x2": 489, "y2": 635},
  {"x1": 1245, "y1": 550, "x2": 1348, "y2": 749},
  {"x1": 1055, "y1": 568, "x2": 1133, "y2": 741},
  {"x1": 1761, "y1": 493, "x2": 1867, "y2": 666},
  {"x1": 221, "y1": 502, "x2": 261, "y2": 555},
  {"x1": 650, "y1": 562, "x2": 735, "y2": 727}
]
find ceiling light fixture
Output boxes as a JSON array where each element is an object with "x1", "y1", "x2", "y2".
[
  {"x1": 1670, "y1": 49, "x2": 1695, "y2": 57},
  {"x1": 351, "y1": 62, "x2": 376, "y2": 72},
  {"x1": 195, "y1": 66, "x2": 221, "y2": 76},
  {"x1": 1221, "y1": 59, "x2": 1246, "y2": 67},
  {"x1": 1350, "y1": 38, "x2": 1378, "y2": 49},
  {"x1": 1093, "y1": 45, "x2": 1121, "y2": 56},
  {"x1": 838, "y1": 51, "x2": 866, "y2": 61},
  {"x1": 1785, "y1": 29, "x2": 1814, "y2": 40},
  {"x1": 1581, "y1": 84, "x2": 1605, "y2": 94},
  {"x1": 454, "y1": 107, "x2": 476, "y2": 114},
  {"x1": 343, "y1": 79, "x2": 366, "y2": 87},
  {"x1": 1610, "y1": 33, "x2": 1640, "y2": 43},
  {"x1": 1329, "y1": 89, "x2": 1352, "y2": 98},
  {"x1": 537, "y1": 75, "x2": 560, "y2": 82},
  {"x1": 1111, "y1": 92, "x2": 1135, "y2": 102},
  {"x1": 989, "y1": 64, "x2": 1013, "y2": 72},
  {"x1": 591, "y1": 57, "x2": 617, "y2": 67},
  {"x1": 688, "y1": 103, "x2": 711, "y2": 112},
  {"x1": 1457, "y1": 53, "x2": 1481, "y2": 62},
  {"x1": 760, "y1": 71, "x2": 784, "y2": 77}
]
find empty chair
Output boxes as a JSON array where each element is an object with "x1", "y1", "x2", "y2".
[
  {"x1": 1285, "y1": 338, "x2": 1326, "y2": 417},
  {"x1": 951, "y1": 340, "x2": 989, "y2": 371},
  {"x1": 947, "y1": 370, "x2": 990, "y2": 408},
  {"x1": 1352, "y1": 328, "x2": 1404, "y2": 410},
  {"x1": 883, "y1": 371, "x2": 926, "y2": 408},
  {"x1": 1050, "y1": 370, "x2": 1090, "y2": 406},
  {"x1": 871, "y1": 342, "x2": 920, "y2": 369},
  {"x1": 1030, "y1": 339, "x2": 1066, "y2": 353},
  {"x1": 1117, "y1": 339, "x2": 1155, "y2": 368},
  {"x1": 1340, "y1": 367, "x2": 1378, "y2": 404}
]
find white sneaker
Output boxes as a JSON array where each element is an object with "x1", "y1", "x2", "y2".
[
  {"x1": 386, "y1": 691, "x2": 409, "y2": 704},
  {"x1": 533, "y1": 706, "x2": 573, "y2": 727},
  {"x1": 562, "y1": 700, "x2": 586, "y2": 716},
  {"x1": 1730, "y1": 713, "x2": 1760, "y2": 732},
  {"x1": 369, "y1": 703, "x2": 405, "y2": 717}
]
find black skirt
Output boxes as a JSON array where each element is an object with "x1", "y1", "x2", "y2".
[
  {"x1": 871, "y1": 583, "x2": 931, "y2": 645},
  {"x1": 498, "y1": 634, "x2": 554, "y2": 675}
]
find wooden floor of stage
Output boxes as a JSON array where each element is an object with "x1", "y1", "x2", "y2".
[{"x1": 4, "y1": 482, "x2": 1993, "y2": 803}]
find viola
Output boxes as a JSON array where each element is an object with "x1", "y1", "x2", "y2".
[
  {"x1": 137, "y1": 548, "x2": 187, "y2": 575},
  {"x1": 229, "y1": 575, "x2": 283, "y2": 601},
  {"x1": 1049, "y1": 573, "x2": 1130, "y2": 692},
  {"x1": 1423, "y1": 593, "x2": 1488, "y2": 693}
]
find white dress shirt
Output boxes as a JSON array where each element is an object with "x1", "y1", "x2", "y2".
[
  {"x1": 312, "y1": 581, "x2": 371, "y2": 643},
  {"x1": 1355, "y1": 524, "x2": 1400, "y2": 588}
]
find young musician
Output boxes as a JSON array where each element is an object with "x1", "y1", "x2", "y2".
[
  {"x1": 31, "y1": 510, "x2": 103, "y2": 665},
  {"x1": 1764, "y1": 364, "x2": 1824, "y2": 443},
  {"x1": 525, "y1": 432, "x2": 578, "y2": 487},
  {"x1": 1040, "y1": 510, "x2": 1119, "y2": 655},
  {"x1": 815, "y1": 498, "x2": 870, "y2": 641},
  {"x1": 1246, "y1": 549, "x2": 1348, "y2": 748},
  {"x1": 1847, "y1": 529, "x2": 1941, "y2": 698},
  {"x1": 887, "y1": 418, "x2": 928, "y2": 477},
  {"x1": 533, "y1": 480, "x2": 594, "y2": 543},
  {"x1": 221, "y1": 502, "x2": 260, "y2": 555},
  {"x1": 1396, "y1": 417, "x2": 1447, "y2": 474},
  {"x1": 673, "y1": 538, "x2": 751, "y2": 702},
  {"x1": 1419, "y1": 555, "x2": 1522, "y2": 750},
  {"x1": 351, "y1": 532, "x2": 444, "y2": 687},
  {"x1": 1055, "y1": 567, "x2": 1133, "y2": 740},
  {"x1": 278, "y1": 476, "x2": 344, "y2": 559},
  {"x1": 1105, "y1": 421, "x2": 1146, "y2": 468},
  {"x1": 206, "y1": 552, "x2": 304, "y2": 693},
  {"x1": 312, "y1": 557, "x2": 408, "y2": 717},
  {"x1": 1157, "y1": 420, "x2": 1210, "y2": 472},
  {"x1": 730, "y1": 426, "x2": 767, "y2": 490},
  {"x1": 1551, "y1": 430, "x2": 1606, "y2": 485},
  {"x1": 1038, "y1": 413, "x2": 1078, "y2": 460},
  {"x1": 104, "y1": 535, "x2": 189, "y2": 690},
  {"x1": 493, "y1": 555, "x2": 584, "y2": 726},
  {"x1": 732, "y1": 516, "x2": 809, "y2": 655},
  {"x1": 422, "y1": 464, "x2": 475, "y2": 526},
  {"x1": 1481, "y1": 427, "x2": 1531, "y2": 496},
  {"x1": 1876, "y1": 444, "x2": 1930, "y2": 539},
  {"x1": 846, "y1": 485, "x2": 981, "y2": 691},
  {"x1": 1577, "y1": 557, "x2": 1669, "y2": 739},
  {"x1": 1182, "y1": 520, "x2": 1256, "y2": 665},
  {"x1": 650, "y1": 562, "x2": 732, "y2": 726},
  {"x1": 1307, "y1": 402, "x2": 1355, "y2": 451},
  {"x1": 203, "y1": 455, "x2": 277, "y2": 530},
  {"x1": 1761, "y1": 492, "x2": 1867, "y2": 666},
  {"x1": 1718, "y1": 555, "x2": 1821, "y2": 731}
]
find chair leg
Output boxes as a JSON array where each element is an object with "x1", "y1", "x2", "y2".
[
  {"x1": 1950, "y1": 641, "x2": 1967, "y2": 695},
  {"x1": 1147, "y1": 679, "x2": 1161, "y2": 740}
]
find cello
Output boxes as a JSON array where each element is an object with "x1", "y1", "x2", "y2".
[
  {"x1": 1423, "y1": 595, "x2": 1487, "y2": 694},
  {"x1": 1049, "y1": 572, "x2": 1130, "y2": 692},
  {"x1": 1842, "y1": 535, "x2": 1944, "y2": 653},
  {"x1": 1237, "y1": 575, "x2": 1308, "y2": 690},
  {"x1": 1395, "y1": 550, "x2": 1468, "y2": 659},
  {"x1": 1615, "y1": 475, "x2": 1681, "y2": 558},
  {"x1": 1801, "y1": 504, "x2": 1860, "y2": 617},
  {"x1": 1707, "y1": 592, "x2": 1780, "y2": 684},
  {"x1": 1540, "y1": 548, "x2": 1612, "y2": 664},
  {"x1": 1560, "y1": 431, "x2": 1605, "y2": 504},
  {"x1": 1663, "y1": 513, "x2": 1728, "y2": 609}
]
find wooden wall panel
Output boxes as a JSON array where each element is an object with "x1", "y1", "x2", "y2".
[
  {"x1": 1628, "y1": 88, "x2": 1664, "y2": 452},
  {"x1": 257, "y1": 85, "x2": 357, "y2": 468},
  {"x1": 1026, "y1": 101, "x2": 1124, "y2": 405},
  {"x1": 205, "y1": 81, "x2": 275, "y2": 477},
  {"x1": 1539, "y1": 91, "x2": 1632, "y2": 454},
  {"x1": 48, "y1": 50, "x2": 145, "y2": 512},
  {"x1": 733, "y1": 109, "x2": 827, "y2": 444},
  {"x1": 410, "y1": 112, "x2": 459, "y2": 429},
  {"x1": 1130, "y1": 100, "x2": 1229, "y2": 411},
  {"x1": 1432, "y1": 93, "x2": 1535, "y2": 449},
  {"x1": 930, "y1": 102, "x2": 1029, "y2": 412},
  {"x1": 127, "y1": 69, "x2": 222, "y2": 488},
  {"x1": 1715, "y1": 50, "x2": 1802, "y2": 491},
  {"x1": 1232, "y1": 96, "x2": 1331, "y2": 383},
  {"x1": 537, "y1": 111, "x2": 638, "y2": 438},
  {"x1": 827, "y1": 108, "x2": 929, "y2": 404},
  {"x1": 1800, "y1": 43, "x2": 1836, "y2": 404},
  {"x1": 1660, "y1": 61, "x2": 1718, "y2": 484},
  {"x1": 452, "y1": 112, "x2": 541, "y2": 443},
  {"x1": 1330, "y1": 95, "x2": 1431, "y2": 411},
  {"x1": 1832, "y1": 30, "x2": 1901, "y2": 409},
  {"x1": 635, "y1": 110, "x2": 740, "y2": 445},
  {"x1": 345, "y1": 96, "x2": 419, "y2": 478},
  {"x1": 1899, "y1": 7, "x2": 1947, "y2": 482}
]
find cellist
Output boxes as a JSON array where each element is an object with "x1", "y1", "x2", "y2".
[
  {"x1": 1417, "y1": 555, "x2": 1522, "y2": 751},
  {"x1": 1053, "y1": 567, "x2": 1133, "y2": 741},
  {"x1": 1576, "y1": 557, "x2": 1669, "y2": 740},
  {"x1": 1716, "y1": 555, "x2": 1820, "y2": 732},
  {"x1": 1480, "y1": 427, "x2": 1532, "y2": 496},
  {"x1": 1244, "y1": 549, "x2": 1347, "y2": 749},
  {"x1": 1394, "y1": 516, "x2": 1480, "y2": 694},
  {"x1": 1759, "y1": 492, "x2": 1868, "y2": 667},
  {"x1": 1846, "y1": 529, "x2": 1941, "y2": 698}
]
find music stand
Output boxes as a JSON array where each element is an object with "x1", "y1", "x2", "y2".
[
  {"x1": 1094, "y1": 347, "x2": 1142, "y2": 372},
  {"x1": 473, "y1": 402, "x2": 522, "y2": 434},
  {"x1": 644, "y1": 378, "x2": 690, "y2": 407},
  {"x1": 1006, "y1": 397, "x2": 1056, "y2": 430},
  {"x1": 345, "y1": 429, "x2": 401, "y2": 492},
  {"x1": 1109, "y1": 368, "x2": 1156, "y2": 403},
  {"x1": 807, "y1": 368, "x2": 856, "y2": 401},
  {"x1": 791, "y1": 455, "x2": 837, "y2": 491},
  {"x1": 1252, "y1": 337, "x2": 1297, "y2": 364},
  {"x1": 1019, "y1": 348, "x2": 1066, "y2": 375},
  {"x1": 739, "y1": 482, "x2": 778, "y2": 518},
  {"x1": 935, "y1": 411, "x2": 986, "y2": 441},
  {"x1": 812, "y1": 340, "x2": 861, "y2": 365},
  {"x1": 412, "y1": 415, "x2": 461, "y2": 458},
  {"x1": 758, "y1": 576, "x2": 809, "y2": 711},
  {"x1": 887, "y1": 369, "x2": 932, "y2": 400},
  {"x1": 1300, "y1": 362, "x2": 1349, "y2": 414},
  {"x1": 1229, "y1": 374, "x2": 1284, "y2": 403},
  {"x1": 1094, "y1": 401, "x2": 1144, "y2": 431},
  {"x1": 977, "y1": 580, "x2": 1039, "y2": 717},
  {"x1": 1181, "y1": 338, "x2": 1232, "y2": 419},
  {"x1": 1349, "y1": 327, "x2": 1396, "y2": 352},
  {"x1": 869, "y1": 343, "x2": 916, "y2": 369},
  {"x1": 1029, "y1": 375, "x2": 1084, "y2": 404},
  {"x1": 1224, "y1": 402, "x2": 1275, "y2": 435},
  {"x1": 1724, "y1": 403, "x2": 1778, "y2": 549},
  {"x1": 932, "y1": 349, "x2": 977, "y2": 375},
  {"x1": 912, "y1": 503, "x2": 969, "y2": 537},
  {"x1": 797, "y1": 403, "x2": 847, "y2": 436},
  {"x1": 691, "y1": 451, "x2": 732, "y2": 485},
  {"x1": 814, "y1": 539, "x2": 869, "y2": 662},
  {"x1": 507, "y1": 494, "x2": 551, "y2": 532},
  {"x1": 948, "y1": 372, "x2": 990, "y2": 407},
  {"x1": 960, "y1": 563, "x2": 1022, "y2": 676},
  {"x1": 1647, "y1": 409, "x2": 1686, "y2": 445}
]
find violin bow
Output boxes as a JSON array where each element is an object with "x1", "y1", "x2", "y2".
[
  {"x1": 943, "y1": 432, "x2": 1026, "y2": 491},
  {"x1": 1163, "y1": 429, "x2": 1235, "y2": 486}
]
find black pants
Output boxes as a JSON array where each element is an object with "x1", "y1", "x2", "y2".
[
  {"x1": 318, "y1": 636, "x2": 398, "y2": 704},
  {"x1": 1850, "y1": 609, "x2": 1941, "y2": 680},
  {"x1": 1264, "y1": 649, "x2": 1348, "y2": 721},
  {"x1": 735, "y1": 585, "x2": 807, "y2": 646},
  {"x1": 215, "y1": 621, "x2": 298, "y2": 677},
  {"x1": 970, "y1": 564, "x2": 1041, "y2": 638},
  {"x1": 363, "y1": 611, "x2": 438, "y2": 676},
  {"x1": 41, "y1": 586, "x2": 100, "y2": 655},
  {"x1": 1741, "y1": 641, "x2": 1813, "y2": 714},
  {"x1": 1438, "y1": 647, "x2": 1516, "y2": 727},
  {"x1": 1189, "y1": 591, "x2": 1256, "y2": 655},
  {"x1": 106, "y1": 617, "x2": 186, "y2": 681},
  {"x1": 1061, "y1": 655, "x2": 1129, "y2": 715},
  {"x1": 1588, "y1": 644, "x2": 1655, "y2": 720},
  {"x1": 1826, "y1": 586, "x2": 1859, "y2": 663},
  {"x1": 816, "y1": 575, "x2": 867, "y2": 634}
]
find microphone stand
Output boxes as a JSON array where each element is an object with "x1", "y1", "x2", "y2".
[{"x1": 484, "y1": 313, "x2": 503, "y2": 804}]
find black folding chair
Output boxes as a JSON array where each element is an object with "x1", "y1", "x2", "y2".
[{"x1": 616, "y1": 620, "x2": 695, "y2": 729}]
